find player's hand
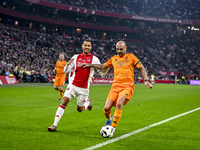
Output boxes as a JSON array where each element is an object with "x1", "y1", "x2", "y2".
[
  {"x1": 80, "y1": 63, "x2": 90, "y2": 68},
  {"x1": 67, "y1": 58, "x2": 74, "y2": 65},
  {"x1": 144, "y1": 81, "x2": 153, "y2": 89}
]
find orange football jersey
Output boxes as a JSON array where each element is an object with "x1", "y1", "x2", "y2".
[
  {"x1": 105, "y1": 53, "x2": 143, "y2": 87},
  {"x1": 55, "y1": 60, "x2": 67, "y2": 76}
]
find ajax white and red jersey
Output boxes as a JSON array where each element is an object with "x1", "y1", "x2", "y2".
[{"x1": 67, "y1": 53, "x2": 100, "y2": 89}]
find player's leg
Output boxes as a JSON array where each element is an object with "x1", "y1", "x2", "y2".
[
  {"x1": 75, "y1": 86, "x2": 91, "y2": 112},
  {"x1": 54, "y1": 85, "x2": 59, "y2": 90},
  {"x1": 53, "y1": 96, "x2": 70, "y2": 125},
  {"x1": 54, "y1": 76, "x2": 60, "y2": 90},
  {"x1": 105, "y1": 95, "x2": 126, "y2": 137},
  {"x1": 48, "y1": 85, "x2": 75, "y2": 131},
  {"x1": 48, "y1": 96, "x2": 71, "y2": 132},
  {"x1": 54, "y1": 77, "x2": 64, "y2": 91},
  {"x1": 76, "y1": 94, "x2": 91, "y2": 112},
  {"x1": 111, "y1": 88, "x2": 133, "y2": 129},
  {"x1": 58, "y1": 85, "x2": 64, "y2": 100},
  {"x1": 58, "y1": 76, "x2": 66, "y2": 100},
  {"x1": 104, "y1": 85, "x2": 118, "y2": 125},
  {"x1": 54, "y1": 77, "x2": 64, "y2": 100},
  {"x1": 104, "y1": 100, "x2": 114, "y2": 125},
  {"x1": 111, "y1": 95, "x2": 126, "y2": 128}
]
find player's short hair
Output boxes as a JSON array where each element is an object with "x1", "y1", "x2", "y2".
[
  {"x1": 59, "y1": 53, "x2": 65, "y2": 56},
  {"x1": 116, "y1": 41, "x2": 126, "y2": 47},
  {"x1": 83, "y1": 39, "x2": 92, "y2": 45}
]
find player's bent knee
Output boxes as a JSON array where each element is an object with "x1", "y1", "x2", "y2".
[
  {"x1": 62, "y1": 97, "x2": 70, "y2": 106},
  {"x1": 104, "y1": 107, "x2": 111, "y2": 111},
  {"x1": 77, "y1": 107, "x2": 83, "y2": 112},
  {"x1": 116, "y1": 103, "x2": 123, "y2": 110}
]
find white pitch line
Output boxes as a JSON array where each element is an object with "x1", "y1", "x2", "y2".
[{"x1": 83, "y1": 107, "x2": 200, "y2": 150}]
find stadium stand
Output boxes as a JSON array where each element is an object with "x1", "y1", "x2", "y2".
[
  {"x1": 46, "y1": 0, "x2": 200, "y2": 20},
  {"x1": 0, "y1": 0, "x2": 199, "y2": 83}
]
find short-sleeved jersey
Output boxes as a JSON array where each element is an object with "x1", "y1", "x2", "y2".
[
  {"x1": 105, "y1": 53, "x2": 143, "y2": 88},
  {"x1": 55, "y1": 60, "x2": 67, "y2": 76}
]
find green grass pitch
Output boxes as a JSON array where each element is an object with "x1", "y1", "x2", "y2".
[{"x1": 0, "y1": 83, "x2": 200, "y2": 150}]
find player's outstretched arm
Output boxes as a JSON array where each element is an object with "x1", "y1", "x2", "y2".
[
  {"x1": 81, "y1": 63, "x2": 108, "y2": 69},
  {"x1": 63, "y1": 58, "x2": 74, "y2": 73},
  {"x1": 138, "y1": 66, "x2": 153, "y2": 89},
  {"x1": 67, "y1": 58, "x2": 74, "y2": 65}
]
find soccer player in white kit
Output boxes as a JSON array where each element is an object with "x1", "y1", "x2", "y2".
[{"x1": 48, "y1": 39, "x2": 100, "y2": 131}]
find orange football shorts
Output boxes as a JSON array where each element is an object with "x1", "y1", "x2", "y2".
[
  {"x1": 54, "y1": 75, "x2": 65, "y2": 86},
  {"x1": 107, "y1": 83, "x2": 134, "y2": 106}
]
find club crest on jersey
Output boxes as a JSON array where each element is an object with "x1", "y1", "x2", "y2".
[
  {"x1": 66, "y1": 87, "x2": 70, "y2": 91},
  {"x1": 125, "y1": 56, "x2": 128, "y2": 60},
  {"x1": 114, "y1": 59, "x2": 118, "y2": 61}
]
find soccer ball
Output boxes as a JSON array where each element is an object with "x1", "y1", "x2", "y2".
[{"x1": 100, "y1": 125, "x2": 114, "y2": 138}]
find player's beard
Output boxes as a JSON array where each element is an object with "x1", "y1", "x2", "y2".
[
  {"x1": 84, "y1": 48, "x2": 90, "y2": 54},
  {"x1": 118, "y1": 52, "x2": 125, "y2": 57}
]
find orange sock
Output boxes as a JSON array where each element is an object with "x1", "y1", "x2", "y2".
[
  {"x1": 104, "y1": 108, "x2": 111, "y2": 119},
  {"x1": 112, "y1": 109, "x2": 122, "y2": 128},
  {"x1": 60, "y1": 90, "x2": 63, "y2": 98}
]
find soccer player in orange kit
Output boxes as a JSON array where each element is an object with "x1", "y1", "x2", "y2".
[
  {"x1": 81, "y1": 41, "x2": 153, "y2": 137},
  {"x1": 54, "y1": 53, "x2": 67, "y2": 101}
]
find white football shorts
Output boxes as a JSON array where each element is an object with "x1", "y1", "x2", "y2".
[{"x1": 63, "y1": 84, "x2": 89, "y2": 107}]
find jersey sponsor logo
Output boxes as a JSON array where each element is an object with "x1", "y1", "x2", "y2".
[
  {"x1": 77, "y1": 62, "x2": 82, "y2": 67},
  {"x1": 114, "y1": 60, "x2": 129, "y2": 67},
  {"x1": 87, "y1": 58, "x2": 91, "y2": 62}
]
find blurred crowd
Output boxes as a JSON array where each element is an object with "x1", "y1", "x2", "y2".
[
  {"x1": 1, "y1": 0, "x2": 200, "y2": 83},
  {"x1": 142, "y1": 27, "x2": 200, "y2": 76},
  {"x1": 0, "y1": 23, "x2": 171, "y2": 83},
  {"x1": 1, "y1": 23, "x2": 199, "y2": 82},
  {"x1": 0, "y1": 24, "x2": 116, "y2": 82},
  {"x1": 47, "y1": 0, "x2": 200, "y2": 20}
]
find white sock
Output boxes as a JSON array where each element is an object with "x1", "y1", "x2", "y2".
[
  {"x1": 53, "y1": 104, "x2": 65, "y2": 126},
  {"x1": 83, "y1": 100, "x2": 90, "y2": 111}
]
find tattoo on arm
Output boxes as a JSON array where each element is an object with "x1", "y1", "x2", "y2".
[
  {"x1": 138, "y1": 66, "x2": 148, "y2": 80},
  {"x1": 89, "y1": 64, "x2": 107, "y2": 69}
]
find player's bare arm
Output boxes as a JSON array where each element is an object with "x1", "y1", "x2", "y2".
[
  {"x1": 138, "y1": 66, "x2": 153, "y2": 89},
  {"x1": 81, "y1": 63, "x2": 108, "y2": 69},
  {"x1": 53, "y1": 67, "x2": 56, "y2": 72}
]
